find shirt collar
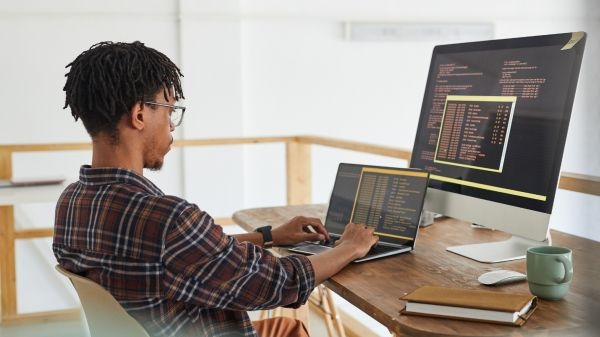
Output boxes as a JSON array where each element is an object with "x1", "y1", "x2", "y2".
[{"x1": 78, "y1": 165, "x2": 164, "y2": 195}]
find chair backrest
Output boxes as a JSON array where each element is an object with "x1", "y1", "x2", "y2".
[{"x1": 55, "y1": 265, "x2": 150, "y2": 337}]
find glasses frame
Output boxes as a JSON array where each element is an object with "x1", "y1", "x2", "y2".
[{"x1": 144, "y1": 101, "x2": 186, "y2": 127}]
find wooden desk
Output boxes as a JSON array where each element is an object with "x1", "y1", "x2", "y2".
[{"x1": 233, "y1": 204, "x2": 600, "y2": 337}]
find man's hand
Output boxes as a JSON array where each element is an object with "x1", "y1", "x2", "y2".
[
  {"x1": 307, "y1": 223, "x2": 379, "y2": 284},
  {"x1": 271, "y1": 216, "x2": 330, "y2": 246},
  {"x1": 334, "y1": 223, "x2": 379, "y2": 259}
]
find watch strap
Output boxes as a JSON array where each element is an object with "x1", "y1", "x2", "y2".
[{"x1": 255, "y1": 225, "x2": 273, "y2": 248}]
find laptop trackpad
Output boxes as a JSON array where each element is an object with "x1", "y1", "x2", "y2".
[{"x1": 289, "y1": 243, "x2": 332, "y2": 255}]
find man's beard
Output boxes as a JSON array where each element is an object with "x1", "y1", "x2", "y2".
[
  {"x1": 145, "y1": 159, "x2": 164, "y2": 171},
  {"x1": 145, "y1": 137, "x2": 171, "y2": 171}
]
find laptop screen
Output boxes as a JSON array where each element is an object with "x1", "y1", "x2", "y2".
[{"x1": 325, "y1": 163, "x2": 429, "y2": 246}]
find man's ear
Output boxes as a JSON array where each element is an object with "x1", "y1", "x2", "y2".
[{"x1": 129, "y1": 102, "x2": 145, "y2": 131}]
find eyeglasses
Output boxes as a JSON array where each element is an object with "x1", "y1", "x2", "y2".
[{"x1": 144, "y1": 101, "x2": 186, "y2": 127}]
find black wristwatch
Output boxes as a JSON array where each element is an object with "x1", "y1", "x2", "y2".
[{"x1": 255, "y1": 225, "x2": 273, "y2": 248}]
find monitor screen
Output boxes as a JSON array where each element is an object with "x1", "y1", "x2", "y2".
[{"x1": 409, "y1": 32, "x2": 586, "y2": 262}]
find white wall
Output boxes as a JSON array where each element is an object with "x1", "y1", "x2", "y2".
[
  {"x1": 0, "y1": 0, "x2": 184, "y2": 194},
  {"x1": 1, "y1": 0, "x2": 599, "y2": 332},
  {"x1": 178, "y1": 1, "x2": 246, "y2": 216}
]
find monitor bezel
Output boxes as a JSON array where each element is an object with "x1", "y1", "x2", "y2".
[{"x1": 409, "y1": 32, "x2": 586, "y2": 262}]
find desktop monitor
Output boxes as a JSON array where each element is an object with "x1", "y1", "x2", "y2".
[{"x1": 409, "y1": 32, "x2": 586, "y2": 263}]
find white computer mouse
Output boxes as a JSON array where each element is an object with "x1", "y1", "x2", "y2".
[{"x1": 477, "y1": 269, "x2": 527, "y2": 286}]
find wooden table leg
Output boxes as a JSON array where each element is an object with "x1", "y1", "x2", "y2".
[{"x1": 309, "y1": 285, "x2": 346, "y2": 337}]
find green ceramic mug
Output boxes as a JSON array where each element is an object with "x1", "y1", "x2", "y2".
[{"x1": 526, "y1": 246, "x2": 573, "y2": 300}]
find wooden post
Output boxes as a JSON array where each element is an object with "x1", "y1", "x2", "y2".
[
  {"x1": 285, "y1": 141, "x2": 312, "y2": 205},
  {"x1": 0, "y1": 148, "x2": 17, "y2": 322},
  {"x1": 0, "y1": 205, "x2": 16, "y2": 322},
  {"x1": 0, "y1": 149, "x2": 10, "y2": 180}
]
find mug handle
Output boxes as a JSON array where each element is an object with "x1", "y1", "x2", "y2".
[{"x1": 555, "y1": 255, "x2": 573, "y2": 284}]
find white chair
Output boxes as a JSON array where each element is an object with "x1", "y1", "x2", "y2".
[{"x1": 55, "y1": 265, "x2": 150, "y2": 337}]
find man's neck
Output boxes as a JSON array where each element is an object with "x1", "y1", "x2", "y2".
[{"x1": 91, "y1": 137, "x2": 144, "y2": 175}]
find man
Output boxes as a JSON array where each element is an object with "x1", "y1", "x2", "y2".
[{"x1": 53, "y1": 41, "x2": 378, "y2": 337}]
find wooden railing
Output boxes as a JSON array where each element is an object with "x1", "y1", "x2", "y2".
[{"x1": 0, "y1": 135, "x2": 598, "y2": 325}]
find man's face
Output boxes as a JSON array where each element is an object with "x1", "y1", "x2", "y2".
[{"x1": 142, "y1": 90, "x2": 176, "y2": 171}]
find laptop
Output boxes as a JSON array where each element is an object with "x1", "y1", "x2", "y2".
[
  {"x1": 0, "y1": 176, "x2": 65, "y2": 188},
  {"x1": 288, "y1": 163, "x2": 430, "y2": 262}
]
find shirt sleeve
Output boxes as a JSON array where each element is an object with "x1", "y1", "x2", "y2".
[{"x1": 162, "y1": 203, "x2": 315, "y2": 311}]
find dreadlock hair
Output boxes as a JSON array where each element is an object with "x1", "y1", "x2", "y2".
[{"x1": 63, "y1": 41, "x2": 184, "y2": 143}]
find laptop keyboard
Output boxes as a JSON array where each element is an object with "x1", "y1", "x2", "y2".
[
  {"x1": 321, "y1": 236, "x2": 400, "y2": 255},
  {"x1": 321, "y1": 235, "x2": 340, "y2": 247}
]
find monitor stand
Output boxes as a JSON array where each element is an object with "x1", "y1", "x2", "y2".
[{"x1": 446, "y1": 235, "x2": 551, "y2": 263}]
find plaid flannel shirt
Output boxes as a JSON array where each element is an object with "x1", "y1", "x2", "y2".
[{"x1": 53, "y1": 166, "x2": 315, "y2": 337}]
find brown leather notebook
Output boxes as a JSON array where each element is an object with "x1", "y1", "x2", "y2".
[{"x1": 401, "y1": 285, "x2": 537, "y2": 326}]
